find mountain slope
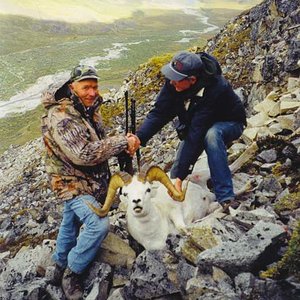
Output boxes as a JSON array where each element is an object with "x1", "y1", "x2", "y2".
[
  {"x1": 0, "y1": 0, "x2": 299, "y2": 298},
  {"x1": 205, "y1": 0, "x2": 300, "y2": 111}
]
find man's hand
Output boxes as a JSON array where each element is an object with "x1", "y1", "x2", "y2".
[
  {"x1": 174, "y1": 178, "x2": 183, "y2": 193},
  {"x1": 126, "y1": 133, "x2": 140, "y2": 156},
  {"x1": 168, "y1": 177, "x2": 183, "y2": 198}
]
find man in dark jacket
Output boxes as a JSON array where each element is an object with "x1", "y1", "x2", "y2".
[{"x1": 136, "y1": 51, "x2": 246, "y2": 211}]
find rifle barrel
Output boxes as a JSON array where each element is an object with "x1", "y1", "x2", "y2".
[
  {"x1": 130, "y1": 98, "x2": 136, "y2": 134},
  {"x1": 125, "y1": 90, "x2": 129, "y2": 134},
  {"x1": 130, "y1": 98, "x2": 141, "y2": 171}
]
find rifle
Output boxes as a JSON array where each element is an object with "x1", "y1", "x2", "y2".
[
  {"x1": 130, "y1": 98, "x2": 141, "y2": 171},
  {"x1": 117, "y1": 91, "x2": 138, "y2": 175}
]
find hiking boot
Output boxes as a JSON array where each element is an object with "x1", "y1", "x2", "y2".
[
  {"x1": 221, "y1": 199, "x2": 240, "y2": 213},
  {"x1": 62, "y1": 268, "x2": 83, "y2": 300},
  {"x1": 48, "y1": 263, "x2": 65, "y2": 286}
]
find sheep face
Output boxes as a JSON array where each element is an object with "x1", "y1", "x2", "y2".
[{"x1": 121, "y1": 177, "x2": 153, "y2": 218}]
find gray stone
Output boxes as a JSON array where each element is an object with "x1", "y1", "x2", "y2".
[
  {"x1": 85, "y1": 277, "x2": 111, "y2": 300},
  {"x1": 262, "y1": 55, "x2": 277, "y2": 82},
  {"x1": 286, "y1": 38, "x2": 300, "y2": 73},
  {"x1": 257, "y1": 149, "x2": 277, "y2": 163},
  {"x1": 176, "y1": 259, "x2": 197, "y2": 293},
  {"x1": 231, "y1": 207, "x2": 277, "y2": 228},
  {"x1": 257, "y1": 175, "x2": 283, "y2": 195},
  {"x1": 196, "y1": 221, "x2": 286, "y2": 277},
  {"x1": 45, "y1": 285, "x2": 66, "y2": 300},
  {"x1": 6, "y1": 280, "x2": 48, "y2": 300},
  {"x1": 235, "y1": 272, "x2": 300, "y2": 300},
  {"x1": 83, "y1": 262, "x2": 112, "y2": 297},
  {"x1": 185, "y1": 266, "x2": 238, "y2": 300},
  {"x1": 107, "y1": 288, "x2": 125, "y2": 300},
  {"x1": 112, "y1": 265, "x2": 130, "y2": 287},
  {"x1": 96, "y1": 232, "x2": 136, "y2": 268},
  {"x1": 123, "y1": 250, "x2": 179, "y2": 299},
  {"x1": 260, "y1": 162, "x2": 277, "y2": 173},
  {"x1": 234, "y1": 272, "x2": 256, "y2": 299}
]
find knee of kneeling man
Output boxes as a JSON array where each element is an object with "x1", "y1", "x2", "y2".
[{"x1": 204, "y1": 130, "x2": 219, "y2": 146}]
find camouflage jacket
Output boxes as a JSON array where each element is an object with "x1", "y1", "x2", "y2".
[{"x1": 41, "y1": 82, "x2": 128, "y2": 203}]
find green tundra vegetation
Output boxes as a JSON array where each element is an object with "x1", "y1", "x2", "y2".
[{"x1": 0, "y1": 8, "x2": 243, "y2": 154}]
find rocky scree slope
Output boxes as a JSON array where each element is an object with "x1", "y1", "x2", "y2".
[{"x1": 0, "y1": 0, "x2": 300, "y2": 299}]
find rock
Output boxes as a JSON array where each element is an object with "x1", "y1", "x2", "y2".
[
  {"x1": 196, "y1": 221, "x2": 287, "y2": 277},
  {"x1": 96, "y1": 232, "x2": 136, "y2": 268},
  {"x1": 84, "y1": 264, "x2": 113, "y2": 300},
  {"x1": 107, "y1": 288, "x2": 125, "y2": 300},
  {"x1": 235, "y1": 272, "x2": 300, "y2": 300},
  {"x1": 176, "y1": 259, "x2": 197, "y2": 293},
  {"x1": 122, "y1": 250, "x2": 179, "y2": 299},
  {"x1": 45, "y1": 285, "x2": 66, "y2": 300},
  {"x1": 280, "y1": 101, "x2": 300, "y2": 113},
  {"x1": 231, "y1": 207, "x2": 277, "y2": 228},
  {"x1": 179, "y1": 226, "x2": 219, "y2": 264},
  {"x1": 287, "y1": 77, "x2": 300, "y2": 91},
  {"x1": 178, "y1": 213, "x2": 245, "y2": 264},
  {"x1": 260, "y1": 162, "x2": 278, "y2": 173},
  {"x1": 247, "y1": 112, "x2": 274, "y2": 128},
  {"x1": 242, "y1": 127, "x2": 260, "y2": 142},
  {"x1": 185, "y1": 266, "x2": 237, "y2": 300},
  {"x1": 0, "y1": 241, "x2": 55, "y2": 290},
  {"x1": 257, "y1": 149, "x2": 277, "y2": 163},
  {"x1": 257, "y1": 174, "x2": 282, "y2": 194},
  {"x1": 254, "y1": 98, "x2": 280, "y2": 117}
]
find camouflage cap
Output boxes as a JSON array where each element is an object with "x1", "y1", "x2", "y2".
[{"x1": 70, "y1": 65, "x2": 99, "y2": 82}]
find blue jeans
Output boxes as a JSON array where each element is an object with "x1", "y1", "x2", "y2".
[
  {"x1": 52, "y1": 195, "x2": 109, "y2": 274},
  {"x1": 171, "y1": 121, "x2": 244, "y2": 203}
]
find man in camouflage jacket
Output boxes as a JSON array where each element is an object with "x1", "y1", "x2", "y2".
[{"x1": 41, "y1": 65, "x2": 139, "y2": 299}]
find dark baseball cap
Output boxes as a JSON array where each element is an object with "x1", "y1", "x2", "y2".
[
  {"x1": 70, "y1": 65, "x2": 99, "y2": 82},
  {"x1": 161, "y1": 51, "x2": 203, "y2": 81}
]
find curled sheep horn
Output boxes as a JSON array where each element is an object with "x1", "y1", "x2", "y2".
[
  {"x1": 86, "y1": 172, "x2": 132, "y2": 217},
  {"x1": 138, "y1": 165, "x2": 187, "y2": 202}
]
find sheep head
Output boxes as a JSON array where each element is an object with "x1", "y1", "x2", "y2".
[
  {"x1": 121, "y1": 177, "x2": 153, "y2": 217},
  {"x1": 88, "y1": 165, "x2": 187, "y2": 218}
]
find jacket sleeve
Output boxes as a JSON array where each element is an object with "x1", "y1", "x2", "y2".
[
  {"x1": 137, "y1": 82, "x2": 177, "y2": 146},
  {"x1": 50, "y1": 109, "x2": 128, "y2": 166}
]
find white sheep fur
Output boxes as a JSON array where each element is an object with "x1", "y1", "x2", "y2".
[{"x1": 120, "y1": 172, "x2": 219, "y2": 250}]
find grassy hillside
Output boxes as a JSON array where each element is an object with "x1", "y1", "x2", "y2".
[
  {"x1": 0, "y1": 8, "x2": 241, "y2": 154},
  {"x1": 0, "y1": 11, "x2": 210, "y2": 101}
]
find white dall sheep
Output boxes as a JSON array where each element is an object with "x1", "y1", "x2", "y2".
[{"x1": 87, "y1": 165, "x2": 218, "y2": 250}]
